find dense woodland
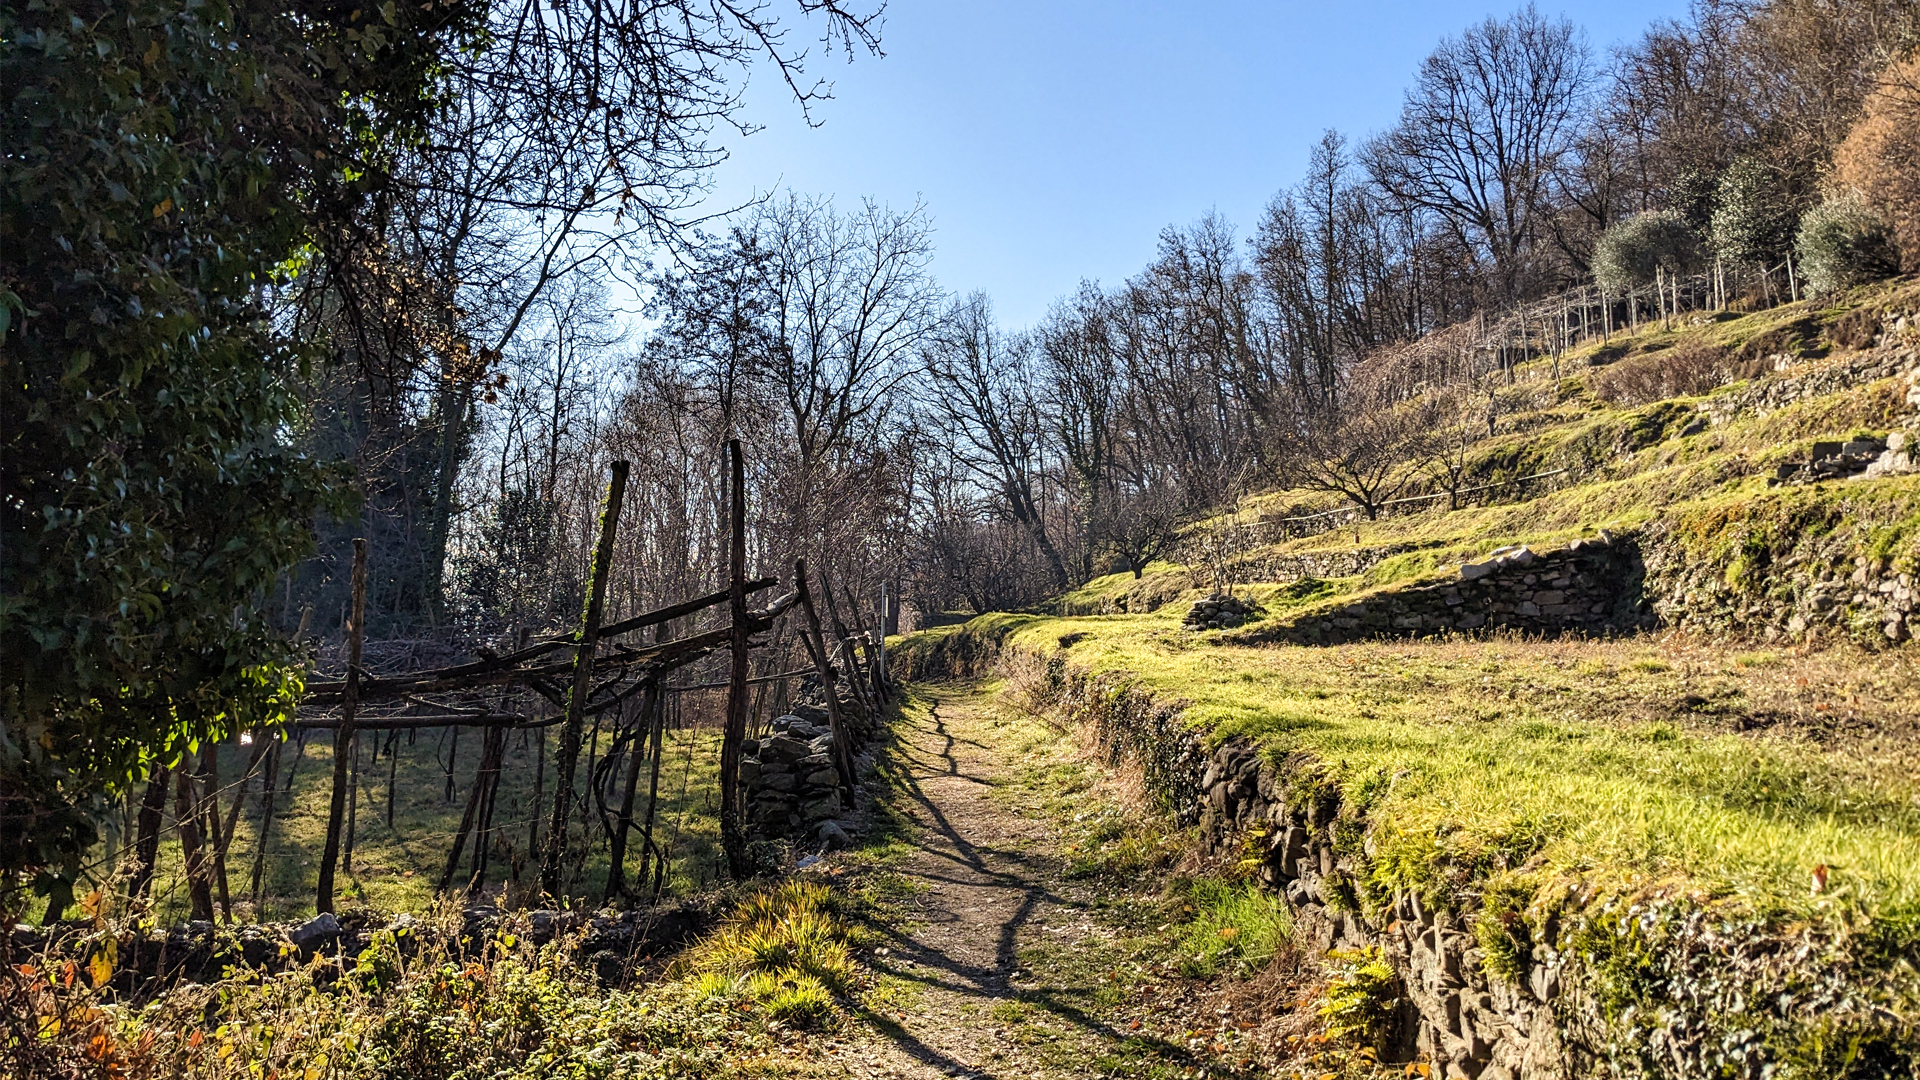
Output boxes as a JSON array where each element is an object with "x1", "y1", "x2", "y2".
[{"x1": 4, "y1": 0, "x2": 1920, "y2": 912}]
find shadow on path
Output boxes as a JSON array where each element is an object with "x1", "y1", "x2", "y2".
[{"x1": 845, "y1": 688, "x2": 1207, "y2": 1079}]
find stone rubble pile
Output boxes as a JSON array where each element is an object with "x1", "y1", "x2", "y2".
[
  {"x1": 1769, "y1": 432, "x2": 1916, "y2": 484},
  {"x1": 1182, "y1": 593, "x2": 1261, "y2": 630},
  {"x1": 741, "y1": 708, "x2": 849, "y2": 846}
]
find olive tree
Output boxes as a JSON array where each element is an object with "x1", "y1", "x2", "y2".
[
  {"x1": 1592, "y1": 210, "x2": 1706, "y2": 293},
  {"x1": 1796, "y1": 193, "x2": 1901, "y2": 294}
]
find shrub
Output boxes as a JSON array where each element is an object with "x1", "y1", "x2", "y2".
[
  {"x1": 686, "y1": 878, "x2": 858, "y2": 1027},
  {"x1": 1593, "y1": 210, "x2": 1706, "y2": 293},
  {"x1": 1590, "y1": 340, "x2": 1731, "y2": 405},
  {"x1": 1796, "y1": 193, "x2": 1902, "y2": 295},
  {"x1": 1833, "y1": 55, "x2": 1920, "y2": 273},
  {"x1": 1711, "y1": 157, "x2": 1803, "y2": 268}
]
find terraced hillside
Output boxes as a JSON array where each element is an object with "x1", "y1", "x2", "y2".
[{"x1": 894, "y1": 279, "x2": 1920, "y2": 1079}]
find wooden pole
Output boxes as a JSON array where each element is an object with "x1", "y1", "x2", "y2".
[
  {"x1": 470, "y1": 724, "x2": 506, "y2": 891},
  {"x1": 794, "y1": 560, "x2": 858, "y2": 797},
  {"x1": 638, "y1": 680, "x2": 670, "y2": 897},
  {"x1": 540, "y1": 461, "x2": 628, "y2": 898},
  {"x1": 249, "y1": 739, "x2": 279, "y2": 908},
  {"x1": 819, "y1": 572, "x2": 873, "y2": 717},
  {"x1": 195, "y1": 744, "x2": 233, "y2": 921},
  {"x1": 213, "y1": 735, "x2": 269, "y2": 919},
  {"x1": 344, "y1": 719, "x2": 360, "y2": 871},
  {"x1": 315, "y1": 536, "x2": 367, "y2": 914},
  {"x1": 606, "y1": 678, "x2": 660, "y2": 902},
  {"x1": 720, "y1": 441, "x2": 751, "y2": 879},
  {"x1": 439, "y1": 744, "x2": 487, "y2": 893}
]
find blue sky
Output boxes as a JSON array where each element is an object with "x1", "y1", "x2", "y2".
[{"x1": 702, "y1": 0, "x2": 1691, "y2": 327}]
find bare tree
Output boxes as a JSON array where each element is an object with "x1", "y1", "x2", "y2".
[
  {"x1": 1363, "y1": 5, "x2": 1592, "y2": 303},
  {"x1": 921, "y1": 293, "x2": 1069, "y2": 589},
  {"x1": 1294, "y1": 396, "x2": 1433, "y2": 521}
]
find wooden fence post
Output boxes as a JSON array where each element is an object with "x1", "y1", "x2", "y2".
[
  {"x1": 606, "y1": 677, "x2": 660, "y2": 902},
  {"x1": 794, "y1": 560, "x2": 858, "y2": 798},
  {"x1": 541, "y1": 461, "x2": 628, "y2": 898},
  {"x1": 638, "y1": 681, "x2": 670, "y2": 897},
  {"x1": 721, "y1": 441, "x2": 752, "y2": 879},
  {"x1": 316, "y1": 536, "x2": 367, "y2": 914},
  {"x1": 249, "y1": 741, "x2": 279, "y2": 908}
]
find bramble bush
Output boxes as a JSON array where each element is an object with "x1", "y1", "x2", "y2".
[{"x1": 1590, "y1": 340, "x2": 1732, "y2": 406}]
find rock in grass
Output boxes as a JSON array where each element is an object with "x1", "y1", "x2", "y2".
[{"x1": 289, "y1": 912, "x2": 340, "y2": 953}]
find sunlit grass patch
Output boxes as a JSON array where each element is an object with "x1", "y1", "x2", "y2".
[
  {"x1": 691, "y1": 881, "x2": 857, "y2": 998},
  {"x1": 976, "y1": 615, "x2": 1920, "y2": 928},
  {"x1": 1165, "y1": 878, "x2": 1293, "y2": 978}
]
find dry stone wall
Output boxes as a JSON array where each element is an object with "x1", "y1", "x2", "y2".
[
  {"x1": 1244, "y1": 535, "x2": 1649, "y2": 645},
  {"x1": 1190, "y1": 736, "x2": 1916, "y2": 1080},
  {"x1": 740, "y1": 707, "x2": 850, "y2": 845},
  {"x1": 894, "y1": 625, "x2": 1915, "y2": 1078},
  {"x1": 1198, "y1": 741, "x2": 1570, "y2": 1079}
]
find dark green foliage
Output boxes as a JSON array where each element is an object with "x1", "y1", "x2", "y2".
[
  {"x1": 1711, "y1": 158, "x2": 1804, "y2": 268},
  {"x1": 1797, "y1": 193, "x2": 1902, "y2": 295},
  {"x1": 452, "y1": 485, "x2": 564, "y2": 627},
  {"x1": 0, "y1": 0, "x2": 480, "y2": 905},
  {"x1": 1593, "y1": 210, "x2": 1706, "y2": 292},
  {"x1": 1666, "y1": 168, "x2": 1721, "y2": 232}
]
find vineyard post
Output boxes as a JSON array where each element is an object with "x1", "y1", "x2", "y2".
[
  {"x1": 795, "y1": 560, "x2": 858, "y2": 796},
  {"x1": 316, "y1": 536, "x2": 367, "y2": 914},
  {"x1": 720, "y1": 440, "x2": 751, "y2": 878},
  {"x1": 540, "y1": 461, "x2": 628, "y2": 898}
]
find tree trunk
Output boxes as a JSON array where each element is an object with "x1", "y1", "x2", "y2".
[
  {"x1": 126, "y1": 764, "x2": 171, "y2": 901},
  {"x1": 422, "y1": 380, "x2": 470, "y2": 627},
  {"x1": 175, "y1": 769, "x2": 215, "y2": 923}
]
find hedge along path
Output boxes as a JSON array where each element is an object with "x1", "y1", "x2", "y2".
[{"x1": 835, "y1": 686, "x2": 1220, "y2": 1080}]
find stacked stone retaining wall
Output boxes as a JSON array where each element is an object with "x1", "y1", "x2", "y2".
[{"x1": 1243, "y1": 535, "x2": 1649, "y2": 645}]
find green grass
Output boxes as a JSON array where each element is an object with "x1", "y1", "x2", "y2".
[
  {"x1": 113, "y1": 714, "x2": 735, "y2": 924},
  {"x1": 1165, "y1": 878, "x2": 1292, "y2": 978},
  {"x1": 1172, "y1": 277, "x2": 1920, "y2": 619},
  {"x1": 892, "y1": 280, "x2": 1920, "y2": 935},
  {"x1": 905, "y1": 614, "x2": 1920, "y2": 928}
]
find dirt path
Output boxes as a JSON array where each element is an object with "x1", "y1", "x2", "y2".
[{"x1": 821, "y1": 685, "x2": 1225, "y2": 1080}]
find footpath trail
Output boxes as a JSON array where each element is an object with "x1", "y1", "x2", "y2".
[{"x1": 822, "y1": 685, "x2": 1232, "y2": 1080}]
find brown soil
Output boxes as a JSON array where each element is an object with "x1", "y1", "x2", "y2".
[
  {"x1": 834, "y1": 687, "x2": 1090, "y2": 1077},
  {"x1": 800, "y1": 686, "x2": 1308, "y2": 1080}
]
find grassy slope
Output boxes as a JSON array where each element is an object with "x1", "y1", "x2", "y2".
[
  {"x1": 978, "y1": 614, "x2": 1919, "y2": 920},
  {"x1": 1079, "y1": 278, "x2": 1920, "y2": 631},
  {"x1": 905, "y1": 279, "x2": 1920, "y2": 935}
]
